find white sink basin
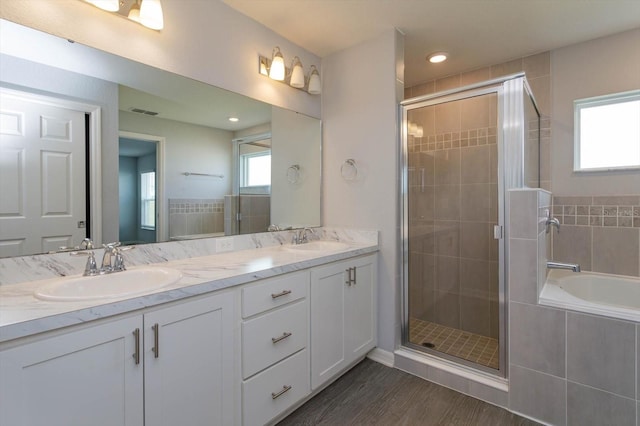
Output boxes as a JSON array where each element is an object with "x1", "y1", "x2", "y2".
[
  {"x1": 283, "y1": 241, "x2": 350, "y2": 252},
  {"x1": 34, "y1": 267, "x2": 182, "y2": 302}
]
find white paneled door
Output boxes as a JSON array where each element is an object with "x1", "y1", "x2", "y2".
[{"x1": 0, "y1": 90, "x2": 87, "y2": 257}]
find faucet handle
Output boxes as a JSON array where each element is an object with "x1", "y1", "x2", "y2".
[
  {"x1": 80, "y1": 238, "x2": 94, "y2": 250},
  {"x1": 112, "y1": 246, "x2": 134, "y2": 272},
  {"x1": 71, "y1": 250, "x2": 98, "y2": 276},
  {"x1": 103, "y1": 242, "x2": 121, "y2": 250}
]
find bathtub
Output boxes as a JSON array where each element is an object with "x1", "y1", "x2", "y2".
[{"x1": 539, "y1": 269, "x2": 640, "y2": 322}]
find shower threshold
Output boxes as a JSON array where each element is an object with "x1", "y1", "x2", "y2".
[{"x1": 409, "y1": 318, "x2": 499, "y2": 370}]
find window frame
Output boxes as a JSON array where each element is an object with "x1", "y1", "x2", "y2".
[
  {"x1": 140, "y1": 170, "x2": 156, "y2": 230},
  {"x1": 239, "y1": 151, "x2": 271, "y2": 188},
  {"x1": 573, "y1": 89, "x2": 640, "y2": 172}
]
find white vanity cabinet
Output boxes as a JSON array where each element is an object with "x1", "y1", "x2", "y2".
[
  {"x1": 240, "y1": 270, "x2": 311, "y2": 426},
  {"x1": 143, "y1": 291, "x2": 236, "y2": 426},
  {"x1": 0, "y1": 291, "x2": 237, "y2": 426},
  {"x1": 310, "y1": 254, "x2": 377, "y2": 390},
  {"x1": 0, "y1": 316, "x2": 144, "y2": 426}
]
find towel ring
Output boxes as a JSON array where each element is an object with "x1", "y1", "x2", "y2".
[
  {"x1": 287, "y1": 165, "x2": 301, "y2": 183},
  {"x1": 341, "y1": 159, "x2": 358, "y2": 181}
]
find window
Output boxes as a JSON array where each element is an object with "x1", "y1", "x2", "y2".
[
  {"x1": 240, "y1": 151, "x2": 271, "y2": 187},
  {"x1": 140, "y1": 171, "x2": 156, "y2": 230},
  {"x1": 574, "y1": 90, "x2": 640, "y2": 171}
]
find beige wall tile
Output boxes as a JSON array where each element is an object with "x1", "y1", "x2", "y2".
[
  {"x1": 460, "y1": 258, "x2": 490, "y2": 295},
  {"x1": 592, "y1": 227, "x2": 640, "y2": 276},
  {"x1": 436, "y1": 255, "x2": 460, "y2": 294},
  {"x1": 523, "y1": 52, "x2": 550, "y2": 78},
  {"x1": 411, "y1": 81, "x2": 435, "y2": 97},
  {"x1": 592, "y1": 195, "x2": 640, "y2": 205},
  {"x1": 435, "y1": 74, "x2": 461, "y2": 91},
  {"x1": 460, "y1": 295, "x2": 491, "y2": 336},
  {"x1": 552, "y1": 225, "x2": 592, "y2": 270},
  {"x1": 461, "y1": 221, "x2": 491, "y2": 260},
  {"x1": 460, "y1": 95, "x2": 492, "y2": 130},
  {"x1": 434, "y1": 220, "x2": 459, "y2": 256},
  {"x1": 461, "y1": 145, "x2": 491, "y2": 184},
  {"x1": 460, "y1": 67, "x2": 491, "y2": 86},
  {"x1": 490, "y1": 58, "x2": 523, "y2": 78},
  {"x1": 528, "y1": 75, "x2": 551, "y2": 116},
  {"x1": 461, "y1": 183, "x2": 491, "y2": 222},
  {"x1": 434, "y1": 100, "x2": 461, "y2": 133},
  {"x1": 434, "y1": 148, "x2": 461, "y2": 184}
]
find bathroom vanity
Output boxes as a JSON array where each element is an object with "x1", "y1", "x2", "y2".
[{"x1": 0, "y1": 229, "x2": 378, "y2": 426}]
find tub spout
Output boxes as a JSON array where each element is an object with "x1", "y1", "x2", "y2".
[{"x1": 547, "y1": 261, "x2": 581, "y2": 272}]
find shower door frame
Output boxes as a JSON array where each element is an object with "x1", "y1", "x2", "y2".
[{"x1": 400, "y1": 77, "x2": 514, "y2": 378}]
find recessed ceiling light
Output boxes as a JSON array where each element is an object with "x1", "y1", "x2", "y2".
[
  {"x1": 428, "y1": 52, "x2": 448, "y2": 64},
  {"x1": 228, "y1": 117, "x2": 239, "y2": 122}
]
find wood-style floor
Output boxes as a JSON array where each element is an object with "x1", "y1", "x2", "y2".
[{"x1": 278, "y1": 359, "x2": 539, "y2": 426}]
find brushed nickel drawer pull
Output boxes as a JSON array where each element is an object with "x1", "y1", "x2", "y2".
[
  {"x1": 271, "y1": 385, "x2": 292, "y2": 400},
  {"x1": 152, "y1": 323, "x2": 159, "y2": 358},
  {"x1": 272, "y1": 332, "x2": 292, "y2": 344},
  {"x1": 352, "y1": 266, "x2": 357, "y2": 285},
  {"x1": 345, "y1": 268, "x2": 352, "y2": 286},
  {"x1": 132, "y1": 328, "x2": 140, "y2": 365},
  {"x1": 271, "y1": 289, "x2": 292, "y2": 299}
]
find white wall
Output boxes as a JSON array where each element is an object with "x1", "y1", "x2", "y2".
[
  {"x1": 322, "y1": 29, "x2": 404, "y2": 352},
  {"x1": 119, "y1": 111, "x2": 233, "y2": 237},
  {"x1": 0, "y1": 0, "x2": 320, "y2": 119},
  {"x1": 271, "y1": 107, "x2": 322, "y2": 228},
  {"x1": 551, "y1": 28, "x2": 640, "y2": 195}
]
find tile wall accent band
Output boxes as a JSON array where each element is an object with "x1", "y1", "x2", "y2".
[
  {"x1": 408, "y1": 126, "x2": 498, "y2": 152},
  {"x1": 552, "y1": 196, "x2": 640, "y2": 228},
  {"x1": 169, "y1": 198, "x2": 224, "y2": 214}
]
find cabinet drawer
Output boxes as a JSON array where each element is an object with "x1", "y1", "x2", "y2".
[
  {"x1": 242, "y1": 271, "x2": 309, "y2": 318},
  {"x1": 242, "y1": 299, "x2": 308, "y2": 379},
  {"x1": 242, "y1": 349, "x2": 310, "y2": 426}
]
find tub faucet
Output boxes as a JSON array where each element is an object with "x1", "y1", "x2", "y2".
[
  {"x1": 547, "y1": 261, "x2": 581, "y2": 272},
  {"x1": 545, "y1": 210, "x2": 560, "y2": 234}
]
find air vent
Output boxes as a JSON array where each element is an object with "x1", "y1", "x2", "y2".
[{"x1": 129, "y1": 108, "x2": 159, "y2": 116}]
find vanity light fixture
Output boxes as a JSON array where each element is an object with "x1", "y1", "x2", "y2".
[
  {"x1": 269, "y1": 47, "x2": 286, "y2": 81},
  {"x1": 428, "y1": 52, "x2": 448, "y2": 63},
  {"x1": 83, "y1": 0, "x2": 164, "y2": 30},
  {"x1": 259, "y1": 47, "x2": 321, "y2": 95}
]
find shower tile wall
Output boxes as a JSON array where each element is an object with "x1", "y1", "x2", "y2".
[
  {"x1": 407, "y1": 92, "x2": 499, "y2": 341},
  {"x1": 168, "y1": 198, "x2": 224, "y2": 238},
  {"x1": 551, "y1": 195, "x2": 640, "y2": 277},
  {"x1": 406, "y1": 51, "x2": 551, "y2": 190},
  {"x1": 223, "y1": 195, "x2": 270, "y2": 235}
]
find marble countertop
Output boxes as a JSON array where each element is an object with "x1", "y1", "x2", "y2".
[{"x1": 0, "y1": 230, "x2": 377, "y2": 343}]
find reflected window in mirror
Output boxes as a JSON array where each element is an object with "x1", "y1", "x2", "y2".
[{"x1": 140, "y1": 171, "x2": 156, "y2": 230}]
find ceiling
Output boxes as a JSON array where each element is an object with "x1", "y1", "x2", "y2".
[{"x1": 222, "y1": 0, "x2": 640, "y2": 87}]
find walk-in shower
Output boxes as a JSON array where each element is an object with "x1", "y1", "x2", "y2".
[{"x1": 401, "y1": 73, "x2": 540, "y2": 377}]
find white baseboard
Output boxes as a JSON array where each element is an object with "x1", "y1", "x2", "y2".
[{"x1": 366, "y1": 347, "x2": 394, "y2": 367}]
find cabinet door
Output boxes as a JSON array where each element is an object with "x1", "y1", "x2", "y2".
[
  {"x1": 310, "y1": 254, "x2": 377, "y2": 391},
  {"x1": 310, "y1": 261, "x2": 348, "y2": 390},
  {"x1": 0, "y1": 316, "x2": 144, "y2": 426},
  {"x1": 346, "y1": 255, "x2": 377, "y2": 361},
  {"x1": 144, "y1": 291, "x2": 236, "y2": 426}
]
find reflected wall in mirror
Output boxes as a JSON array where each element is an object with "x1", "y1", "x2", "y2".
[{"x1": 0, "y1": 20, "x2": 321, "y2": 258}]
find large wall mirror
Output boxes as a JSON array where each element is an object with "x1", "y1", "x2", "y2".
[{"x1": 0, "y1": 20, "x2": 321, "y2": 258}]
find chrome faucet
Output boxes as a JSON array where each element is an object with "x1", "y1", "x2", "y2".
[
  {"x1": 545, "y1": 209, "x2": 560, "y2": 234},
  {"x1": 71, "y1": 250, "x2": 99, "y2": 276},
  {"x1": 291, "y1": 227, "x2": 316, "y2": 244},
  {"x1": 547, "y1": 261, "x2": 581, "y2": 272},
  {"x1": 100, "y1": 242, "x2": 134, "y2": 273}
]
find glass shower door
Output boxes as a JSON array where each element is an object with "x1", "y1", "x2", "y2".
[{"x1": 405, "y1": 90, "x2": 502, "y2": 372}]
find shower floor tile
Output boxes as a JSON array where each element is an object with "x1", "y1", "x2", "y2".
[{"x1": 409, "y1": 318, "x2": 499, "y2": 370}]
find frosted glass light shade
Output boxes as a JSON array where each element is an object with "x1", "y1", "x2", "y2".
[
  {"x1": 269, "y1": 49, "x2": 285, "y2": 81},
  {"x1": 290, "y1": 59, "x2": 305, "y2": 88},
  {"x1": 87, "y1": 0, "x2": 120, "y2": 12},
  {"x1": 140, "y1": 0, "x2": 164, "y2": 30},
  {"x1": 308, "y1": 66, "x2": 321, "y2": 95}
]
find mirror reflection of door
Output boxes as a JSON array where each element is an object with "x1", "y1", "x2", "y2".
[
  {"x1": 235, "y1": 137, "x2": 271, "y2": 235},
  {"x1": 0, "y1": 89, "x2": 88, "y2": 257},
  {"x1": 118, "y1": 137, "x2": 158, "y2": 244}
]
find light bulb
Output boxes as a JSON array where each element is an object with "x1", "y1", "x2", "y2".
[{"x1": 128, "y1": 1, "x2": 141, "y2": 22}]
